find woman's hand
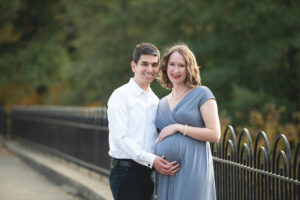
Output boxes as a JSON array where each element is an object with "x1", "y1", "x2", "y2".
[{"x1": 157, "y1": 124, "x2": 179, "y2": 142}]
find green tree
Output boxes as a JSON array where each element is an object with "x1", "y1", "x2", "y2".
[{"x1": 1, "y1": 0, "x2": 299, "y2": 132}]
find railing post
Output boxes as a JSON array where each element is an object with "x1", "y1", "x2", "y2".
[{"x1": 0, "y1": 107, "x2": 7, "y2": 138}]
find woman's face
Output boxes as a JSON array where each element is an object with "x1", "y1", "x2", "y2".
[{"x1": 167, "y1": 51, "x2": 187, "y2": 86}]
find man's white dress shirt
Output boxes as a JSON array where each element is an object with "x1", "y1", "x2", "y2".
[{"x1": 107, "y1": 78, "x2": 159, "y2": 168}]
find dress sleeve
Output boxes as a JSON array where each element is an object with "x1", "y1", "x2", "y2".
[{"x1": 198, "y1": 86, "x2": 216, "y2": 108}]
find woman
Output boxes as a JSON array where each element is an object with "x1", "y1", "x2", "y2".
[{"x1": 155, "y1": 44, "x2": 221, "y2": 200}]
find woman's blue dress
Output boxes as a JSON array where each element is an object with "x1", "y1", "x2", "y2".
[{"x1": 155, "y1": 86, "x2": 216, "y2": 200}]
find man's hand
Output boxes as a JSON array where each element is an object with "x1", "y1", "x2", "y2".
[{"x1": 153, "y1": 155, "x2": 180, "y2": 175}]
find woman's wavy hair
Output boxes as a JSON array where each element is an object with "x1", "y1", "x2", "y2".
[{"x1": 158, "y1": 44, "x2": 201, "y2": 89}]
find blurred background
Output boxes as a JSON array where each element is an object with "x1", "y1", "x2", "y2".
[{"x1": 0, "y1": 0, "x2": 299, "y2": 145}]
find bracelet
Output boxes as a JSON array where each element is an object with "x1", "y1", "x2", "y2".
[{"x1": 183, "y1": 124, "x2": 187, "y2": 136}]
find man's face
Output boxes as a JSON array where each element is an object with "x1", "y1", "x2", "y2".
[{"x1": 131, "y1": 54, "x2": 160, "y2": 89}]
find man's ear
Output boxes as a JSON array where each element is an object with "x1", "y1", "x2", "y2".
[{"x1": 131, "y1": 61, "x2": 136, "y2": 73}]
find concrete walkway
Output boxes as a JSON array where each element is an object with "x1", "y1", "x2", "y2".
[
  {"x1": 0, "y1": 137, "x2": 113, "y2": 200},
  {"x1": 0, "y1": 145, "x2": 83, "y2": 200}
]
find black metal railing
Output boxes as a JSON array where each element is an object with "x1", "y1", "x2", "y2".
[
  {"x1": 11, "y1": 105, "x2": 109, "y2": 175},
  {"x1": 0, "y1": 107, "x2": 7, "y2": 136},
  {"x1": 211, "y1": 126, "x2": 300, "y2": 200},
  {"x1": 10, "y1": 105, "x2": 300, "y2": 200}
]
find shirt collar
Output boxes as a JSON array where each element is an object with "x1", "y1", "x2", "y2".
[{"x1": 129, "y1": 78, "x2": 153, "y2": 97}]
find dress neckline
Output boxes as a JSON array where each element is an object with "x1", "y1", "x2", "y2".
[{"x1": 165, "y1": 86, "x2": 199, "y2": 113}]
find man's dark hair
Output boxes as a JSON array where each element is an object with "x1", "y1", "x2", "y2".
[{"x1": 133, "y1": 42, "x2": 160, "y2": 64}]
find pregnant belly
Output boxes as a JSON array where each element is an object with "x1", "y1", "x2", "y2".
[{"x1": 156, "y1": 133, "x2": 181, "y2": 163}]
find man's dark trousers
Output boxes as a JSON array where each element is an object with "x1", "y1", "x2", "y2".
[{"x1": 109, "y1": 162, "x2": 154, "y2": 200}]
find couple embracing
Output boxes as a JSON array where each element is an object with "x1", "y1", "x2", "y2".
[{"x1": 107, "y1": 42, "x2": 221, "y2": 200}]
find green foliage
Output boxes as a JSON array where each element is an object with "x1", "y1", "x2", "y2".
[
  {"x1": 0, "y1": 0, "x2": 299, "y2": 137},
  {"x1": 0, "y1": 0, "x2": 72, "y2": 105}
]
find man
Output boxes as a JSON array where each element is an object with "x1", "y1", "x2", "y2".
[{"x1": 107, "y1": 42, "x2": 179, "y2": 200}]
